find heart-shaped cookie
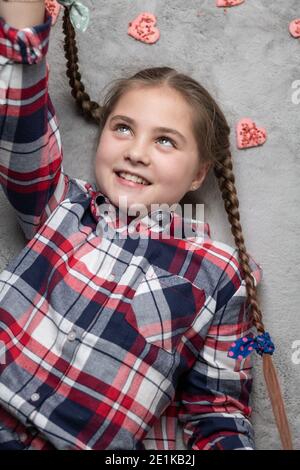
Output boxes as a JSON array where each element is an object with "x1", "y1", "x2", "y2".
[
  {"x1": 216, "y1": 0, "x2": 245, "y2": 7},
  {"x1": 128, "y1": 12, "x2": 160, "y2": 44},
  {"x1": 289, "y1": 19, "x2": 300, "y2": 38},
  {"x1": 45, "y1": 0, "x2": 61, "y2": 26},
  {"x1": 236, "y1": 118, "x2": 267, "y2": 149}
]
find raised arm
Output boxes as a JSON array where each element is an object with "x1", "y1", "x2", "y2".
[
  {"x1": 0, "y1": 0, "x2": 45, "y2": 29},
  {"x1": 0, "y1": 2, "x2": 69, "y2": 241}
]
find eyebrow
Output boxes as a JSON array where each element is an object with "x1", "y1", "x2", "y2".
[{"x1": 109, "y1": 114, "x2": 187, "y2": 144}]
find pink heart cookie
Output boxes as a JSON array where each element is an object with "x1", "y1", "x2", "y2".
[
  {"x1": 45, "y1": 0, "x2": 61, "y2": 27},
  {"x1": 289, "y1": 19, "x2": 300, "y2": 38},
  {"x1": 216, "y1": 0, "x2": 244, "y2": 7},
  {"x1": 236, "y1": 118, "x2": 267, "y2": 149},
  {"x1": 128, "y1": 12, "x2": 160, "y2": 44}
]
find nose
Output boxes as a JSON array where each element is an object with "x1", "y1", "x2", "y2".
[{"x1": 124, "y1": 139, "x2": 150, "y2": 166}]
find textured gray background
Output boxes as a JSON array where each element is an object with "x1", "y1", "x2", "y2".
[{"x1": 0, "y1": 0, "x2": 299, "y2": 450}]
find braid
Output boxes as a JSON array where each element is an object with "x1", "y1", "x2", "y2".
[
  {"x1": 213, "y1": 152, "x2": 293, "y2": 450},
  {"x1": 62, "y1": 8, "x2": 102, "y2": 125},
  {"x1": 213, "y1": 152, "x2": 264, "y2": 333}
]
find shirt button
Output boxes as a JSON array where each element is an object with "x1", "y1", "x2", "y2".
[
  {"x1": 19, "y1": 432, "x2": 27, "y2": 443},
  {"x1": 30, "y1": 393, "x2": 40, "y2": 402},
  {"x1": 107, "y1": 273, "x2": 115, "y2": 281},
  {"x1": 96, "y1": 195, "x2": 105, "y2": 205},
  {"x1": 67, "y1": 330, "x2": 77, "y2": 342}
]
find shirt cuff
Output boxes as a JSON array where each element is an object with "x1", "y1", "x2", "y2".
[{"x1": 0, "y1": 8, "x2": 52, "y2": 64}]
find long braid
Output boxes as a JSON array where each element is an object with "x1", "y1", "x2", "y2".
[
  {"x1": 213, "y1": 152, "x2": 293, "y2": 450},
  {"x1": 213, "y1": 154, "x2": 264, "y2": 332},
  {"x1": 62, "y1": 8, "x2": 102, "y2": 124}
]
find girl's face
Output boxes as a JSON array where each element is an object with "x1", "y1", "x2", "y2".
[{"x1": 94, "y1": 85, "x2": 211, "y2": 215}]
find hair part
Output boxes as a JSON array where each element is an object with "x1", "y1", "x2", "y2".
[{"x1": 61, "y1": 7, "x2": 292, "y2": 449}]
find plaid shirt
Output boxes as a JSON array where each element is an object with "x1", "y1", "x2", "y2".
[{"x1": 0, "y1": 10, "x2": 263, "y2": 450}]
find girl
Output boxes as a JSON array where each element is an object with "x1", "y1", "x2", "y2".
[{"x1": 0, "y1": 0, "x2": 292, "y2": 450}]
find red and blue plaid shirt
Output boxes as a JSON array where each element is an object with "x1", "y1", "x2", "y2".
[{"x1": 0, "y1": 9, "x2": 262, "y2": 450}]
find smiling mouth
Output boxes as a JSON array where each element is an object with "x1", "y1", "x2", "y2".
[{"x1": 115, "y1": 171, "x2": 151, "y2": 186}]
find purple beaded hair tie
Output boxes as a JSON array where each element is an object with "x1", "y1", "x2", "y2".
[{"x1": 228, "y1": 332, "x2": 275, "y2": 360}]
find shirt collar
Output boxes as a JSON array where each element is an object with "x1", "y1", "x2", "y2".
[{"x1": 85, "y1": 183, "x2": 211, "y2": 241}]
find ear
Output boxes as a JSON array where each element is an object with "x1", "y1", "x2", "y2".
[{"x1": 189, "y1": 162, "x2": 212, "y2": 192}]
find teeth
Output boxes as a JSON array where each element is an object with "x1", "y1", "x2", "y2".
[{"x1": 118, "y1": 172, "x2": 149, "y2": 185}]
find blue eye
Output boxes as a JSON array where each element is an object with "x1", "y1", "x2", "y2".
[
  {"x1": 113, "y1": 123, "x2": 176, "y2": 148},
  {"x1": 115, "y1": 124, "x2": 130, "y2": 134},
  {"x1": 157, "y1": 136, "x2": 176, "y2": 148}
]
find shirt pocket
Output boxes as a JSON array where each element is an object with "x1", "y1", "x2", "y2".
[{"x1": 126, "y1": 264, "x2": 205, "y2": 354}]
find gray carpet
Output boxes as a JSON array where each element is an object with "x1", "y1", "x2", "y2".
[{"x1": 0, "y1": 0, "x2": 299, "y2": 450}]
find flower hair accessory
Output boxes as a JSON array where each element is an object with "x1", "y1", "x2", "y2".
[
  {"x1": 56, "y1": 0, "x2": 90, "y2": 32},
  {"x1": 228, "y1": 332, "x2": 275, "y2": 359}
]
